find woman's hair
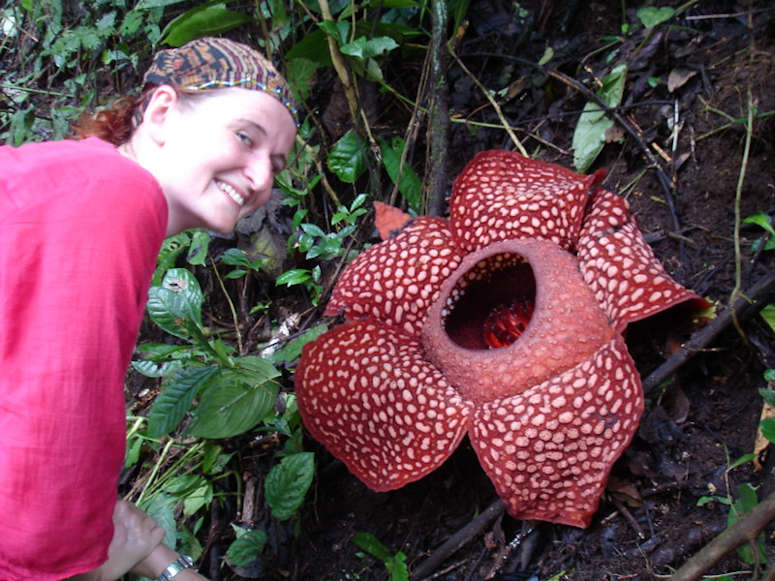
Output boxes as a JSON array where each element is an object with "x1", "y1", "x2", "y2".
[{"x1": 71, "y1": 87, "x2": 155, "y2": 145}]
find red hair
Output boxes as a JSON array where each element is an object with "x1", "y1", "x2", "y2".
[{"x1": 71, "y1": 87, "x2": 157, "y2": 145}]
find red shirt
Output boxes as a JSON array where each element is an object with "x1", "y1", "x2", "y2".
[{"x1": 0, "y1": 138, "x2": 167, "y2": 579}]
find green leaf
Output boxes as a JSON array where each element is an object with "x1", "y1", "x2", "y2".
[
  {"x1": 760, "y1": 304, "x2": 775, "y2": 334},
  {"x1": 268, "y1": 323, "x2": 329, "y2": 364},
  {"x1": 276, "y1": 268, "x2": 311, "y2": 287},
  {"x1": 147, "y1": 366, "x2": 218, "y2": 437},
  {"x1": 761, "y1": 417, "x2": 775, "y2": 444},
  {"x1": 379, "y1": 137, "x2": 422, "y2": 213},
  {"x1": 153, "y1": 231, "x2": 191, "y2": 285},
  {"x1": 328, "y1": 130, "x2": 367, "y2": 183},
  {"x1": 765, "y1": 369, "x2": 775, "y2": 382},
  {"x1": 141, "y1": 493, "x2": 177, "y2": 549},
  {"x1": 636, "y1": 6, "x2": 675, "y2": 28},
  {"x1": 160, "y1": 2, "x2": 253, "y2": 47},
  {"x1": 760, "y1": 387, "x2": 775, "y2": 407},
  {"x1": 353, "y1": 532, "x2": 393, "y2": 562},
  {"x1": 226, "y1": 528, "x2": 268, "y2": 567},
  {"x1": 147, "y1": 269, "x2": 204, "y2": 340},
  {"x1": 265, "y1": 452, "x2": 314, "y2": 520},
  {"x1": 572, "y1": 63, "x2": 627, "y2": 172},
  {"x1": 187, "y1": 230, "x2": 211, "y2": 266},
  {"x1": 187, "y1": 372, "x2": 279, "y2": 438}
]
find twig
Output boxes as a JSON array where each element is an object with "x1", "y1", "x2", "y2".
[
  {"x1": 669, "y1": 488, "x2": 775, "y2": 581},
  {"x1": 729, "y1": 83, "x2": 756, "y2": 341},
  {"x1": 210, "y1": 257, "x2": 243, "y2": 354},
  {"x1": 447, "y1": 46, "x2": 528, "y2": 157},
  {"x1": 642, "y1": 269, "x2": 775, "y2": 395},
  {"x1": 413, "y1": 499, "x2": 506, "y2": 579}
]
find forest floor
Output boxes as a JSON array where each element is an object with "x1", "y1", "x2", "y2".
[{"x1": 256, "y1": 2, "x2": 775, "y2": 580}]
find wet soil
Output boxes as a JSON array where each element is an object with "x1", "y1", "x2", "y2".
[{"x1": 265, "y1": 2, "x2": 775, "y2": 580}]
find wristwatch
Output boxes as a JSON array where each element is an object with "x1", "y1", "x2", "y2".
[{"x1": 154, "y1": 554, "x2": 195, "y2": 581}]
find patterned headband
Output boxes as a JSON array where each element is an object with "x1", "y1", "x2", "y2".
[{"x1": 142, "y1": 37, "x2": 299, "y2": 126}]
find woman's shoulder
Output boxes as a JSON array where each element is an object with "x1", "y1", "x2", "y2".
[{"x1": 2, "y1": 137, "x2": 164, "y2": 214}]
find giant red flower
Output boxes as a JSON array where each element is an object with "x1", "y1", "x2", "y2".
[{"x1": 295, "y1": 150, "x2": 706, "y2": 528}]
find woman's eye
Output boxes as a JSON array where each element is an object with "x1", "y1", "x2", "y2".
[{"x1": 236, "y1": 132, "x2": 253, "y2": 147}]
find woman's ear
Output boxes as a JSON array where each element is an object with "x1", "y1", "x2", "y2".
[{"x1": 140, "y1": 85, "x2": 180, "y2": 146}]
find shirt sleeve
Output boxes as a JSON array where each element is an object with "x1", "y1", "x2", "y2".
[{"x1": 0, "y1": 139, "x2": 167, "y2": 580}]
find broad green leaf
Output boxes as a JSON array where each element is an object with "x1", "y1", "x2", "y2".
[
  {"x1": 637, "y1": 6, "x2": 675, "y2": 28},
  {"x1": 232, "y1": 355, "x2": 281, "y2": 382},
  {"x1": 160, "y1": 3, "x2": 253, "y2": 47},
  {"x1": 363, "y1": 36, "x2": 399, "y2": 58},
  {"x1": 226, "y1": 528, "x2": 268, "y2": 567},
  {"x1": 187, "y1": 230, "x2": 211, "y2": 266},
  {"x1": 183, "y1": 483, "x2": 213, "y2": 515},
  {"x1": 147, "y1": 269, "x2": 204, "y2": 339},
  {"x1": 265, "y1": 452, "x2": 314, "y2": 520},
  {"x1": 761, "y1": 304, "x2": 775, "y2": 334},
  {"x1": 572, "y1": 101, "x2": 613, "y2": 173},
  {"x1": 153, "y1": 231, "x2": 191, "y2": 285},
  {"x1": 131, "y1": 359, "x2": 180, "y2": 378},
  {"x1": 186, "y1": 373, "x2": 279, "y2": 438},
  {"x1": 268, "y1": 323, "x2": 328, "y2": 364},
  {"x1": 286, "y1": 30, "x2": 332, "y2": 68},
  {"x1": 141, "y1": 493, "x2": 177, "y2": 549},
  {"x1": 328, "y1": 130, "x2": 367, "y2": 183},
  {"x1": 276, "y1": 269, "x2": 311, "y2": 287},
  {"x1": 379, "y1": 136, "x2": 422, "y2": 213},
  {"x1": 341, "y1": 37, "x2": 367, "y2": 60},
  {"x1": 147, "y1": 365, "x2": 218, "y2": 437},
  {"x1": 221, "y1": 248, "x2": 251, "y2": 268},
  {"x1": 765, "y1": 369, "x2": 775, "y2": 382},
  {"x1": 599, "y1": 63, "x2": 628, "y2": 108},
  {"x1": 761, "y1": 417, "x2": 775, "y2": 443},
  {"x1": 572, "y1": 63, "x2": 627, "y2": 172}
]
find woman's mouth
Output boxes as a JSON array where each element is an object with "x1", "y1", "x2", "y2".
[{"x1": 216, "y1": 180, "x2": 246, "y2": 207}]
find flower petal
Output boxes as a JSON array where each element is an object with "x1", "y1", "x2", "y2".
[
  {"x1": 296, "y1": 320, "x2": 474, "y2": 492},
  {"x1": 449, "y1": 150, "x2": 605, "y2": 252},
  {"x1": 577, "y1": 188, "x2": 708, "y2": 332},
  {"x1": 373, "y1": 201, "x2": 412, "y2": 240},
  {"x1": 325, "y1": 217, "x2": 466, "y2": 338},
  {"x1": 469, "y1": 334, "x2": 643, "y2": 528}
]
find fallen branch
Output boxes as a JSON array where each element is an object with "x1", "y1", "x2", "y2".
[
  {"x1": 414, "y1": 499, "x2": 506, "y2": 579},
  {"x1": 669, "y1": 488, "x2": 775, "y2": 581},
  {"x1": 642, "y1": 269, "x2": 775, "y2": 394}
]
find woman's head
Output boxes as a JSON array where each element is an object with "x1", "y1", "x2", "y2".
[{"x1": 77, "y1": 37, "x2": 299, "y2": 235}]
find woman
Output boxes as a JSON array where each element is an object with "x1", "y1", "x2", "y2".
[{"x1": 0, "y1": 37, "x2": 298, "y2": 580}]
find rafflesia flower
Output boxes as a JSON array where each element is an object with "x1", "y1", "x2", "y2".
[{"x1": 295, "y1": 150, "x2": 707, "y2": 528}]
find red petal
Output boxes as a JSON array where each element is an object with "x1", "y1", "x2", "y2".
[
  {"x1": 423, "y1": 238, "x2": 615, "y2": 404},
  {"x1": 373, "y1": 201, "x2": 412, "y2": 240},
  {"x1": 469, "y1": 334, "x2": 643, "y2": 528},
  {"x1": 577, "y1": 189, "x2": 709, "y2": 332},
  {"x1": 325, "y1": 217, "x2": 466, "y2": 338},
  {"x1": 449, "y1": 150, "x2": 604, "y2": 252},
  {"x1": 296, "y1": 321, "x2": 474, "y2": 491}
]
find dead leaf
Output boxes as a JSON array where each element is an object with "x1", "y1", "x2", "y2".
[
  {"x1": 373, "y1": 201, "x2": 412, "y2": 240},
  {"x1": 753, "y1": 380, "x2": 775, "y2": 470},
  {"x1": 668, "y1": 68, "x2": 697, "y2": 93}
]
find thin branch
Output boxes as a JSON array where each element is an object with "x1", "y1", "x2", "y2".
[
  {"x1": 642, "y1": 269, "x2": 775, "y2": 394},
  {"x1": 669, "y1": 488, "x2": 775, "y2": 581},
  {"x1": 414, "y1": 499, "x2": 506, "y2": 579},
  {"x1": 447, "y1": 46, "x2": 528, "y2": 157}
]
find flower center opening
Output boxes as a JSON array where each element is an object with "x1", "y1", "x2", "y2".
[{"x1": 442, "y1": 252, "x2": 536, "y2": 351}]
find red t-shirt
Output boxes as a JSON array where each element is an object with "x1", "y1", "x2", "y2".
[{"x1": 0, "y1": 138, "x2": 167, "y2": 580}]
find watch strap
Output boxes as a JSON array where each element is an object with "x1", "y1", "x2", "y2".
[{"x1": 155, "y1": 554, "x2": 195, "y2": 581}]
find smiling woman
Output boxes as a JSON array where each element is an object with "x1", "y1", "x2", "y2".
[{"x1": 0, "y1": 37, "x2": 298, "y2": 581}]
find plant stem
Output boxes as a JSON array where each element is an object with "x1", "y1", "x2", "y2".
[{"x1": 210, "y1": 257, "x2": 243, "y2": 355}]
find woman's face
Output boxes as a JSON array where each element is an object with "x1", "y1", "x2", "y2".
[{"x1": 142, "y1": 87, "x2": 297, "y2": 235}]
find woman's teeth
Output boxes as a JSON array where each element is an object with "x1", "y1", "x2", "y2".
[{"x1": 218, "y1": 181, "x2": 245, "y2": 207}]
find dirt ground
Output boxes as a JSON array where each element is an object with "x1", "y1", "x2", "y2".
[{"x1": 252, "y1": 2, "x2": 775, "y2": 580}]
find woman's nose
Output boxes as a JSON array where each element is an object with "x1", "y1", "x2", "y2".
[{"x1": 244, "y1": 153, "x2": 273, "y2": 193}]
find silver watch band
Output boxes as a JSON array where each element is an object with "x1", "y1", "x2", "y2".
[{"x1": 155, "y1": 554, "x2": 195, "y2": 581}]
